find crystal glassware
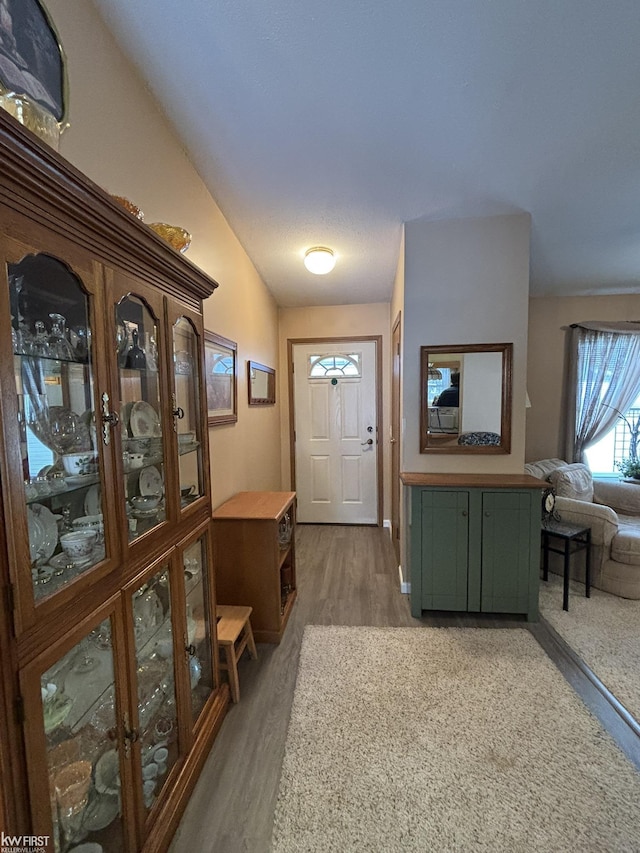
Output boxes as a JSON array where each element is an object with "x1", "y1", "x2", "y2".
[
  {"x1": 48, "y1": 314, "x2": 75, "y2": 361},
  {"x1": 30, "y1": 320, "x2": 50, "y2": 358}
]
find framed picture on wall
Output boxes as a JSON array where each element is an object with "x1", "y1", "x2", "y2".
[
  {"x1": 0, "y1": 0, "x2": 68, "y2": 122},
  {"x1": 248, "y1": 360, "x2": 276, "y2": 405},
  {"x1": 204, "y1": 331, "x2": 237, "y2": 426}
]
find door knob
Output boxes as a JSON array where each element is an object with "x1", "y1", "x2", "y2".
[{"x1": 361, "y1": 438, "x2": 374, "y2": 446}]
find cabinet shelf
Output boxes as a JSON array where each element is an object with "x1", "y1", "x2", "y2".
[
  {"x1": 278, "y1": 544, "x2": 292, "y2": 570},
  {"x1": 13, "y1": 350, "x2": 89, "y2": 366}
]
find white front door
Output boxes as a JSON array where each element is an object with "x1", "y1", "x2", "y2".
[{"x1": 293, "y1": 341, "x2": 378, "y2": 524}]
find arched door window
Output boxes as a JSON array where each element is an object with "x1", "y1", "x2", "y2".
[{"x1": 308, "y1": 353, "x2": 361, "y2": 378}]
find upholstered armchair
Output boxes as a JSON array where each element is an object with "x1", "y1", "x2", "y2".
[{"x1": 524, "y1": 458, "x2": 640, "y2": 599}]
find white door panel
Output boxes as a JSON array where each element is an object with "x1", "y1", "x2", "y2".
[{"x1": 293, "y1": 341, "x2": 377, "y2": 524}]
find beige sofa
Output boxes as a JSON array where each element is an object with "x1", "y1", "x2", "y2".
[{"x1": 524, "y1": 458, "x2": 640, "y2": 599}]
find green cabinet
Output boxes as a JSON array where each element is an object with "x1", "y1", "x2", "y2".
[{"x1": 406, "y1": 478, "x2": 543, "y2": 621}]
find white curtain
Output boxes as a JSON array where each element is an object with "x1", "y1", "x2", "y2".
[{"x1": 564, "y1": 322, "x2": 640, "y2": 462}]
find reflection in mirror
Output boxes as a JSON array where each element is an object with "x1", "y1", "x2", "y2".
[
  {"x1": 420, "y1": 343, "x2": 513, "y2": 454},
  {"x1": 248, "y1": 361, "x2": 276, "y2": 405}
]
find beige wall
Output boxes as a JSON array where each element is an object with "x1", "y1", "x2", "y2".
[
  {"x1": 526, "y1": 294, "x2": 640, "y2": 463},
  {"x1": 278, "y1": 304, "x2": 392, "y2": 519},
  {"x1": 46, "y1": 0, "x2": 282, "y2": 508},
  {"x1": 403, "y1": 213, "x2": 531, "y2": 475}
]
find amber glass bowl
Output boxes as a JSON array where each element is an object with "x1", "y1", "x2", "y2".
[
  {"x1": 110, "y1": 195, "x2": 144, "y2": 221},
  {"x1": 149, "y1": 223, "x2": 191, "y2": 253}
]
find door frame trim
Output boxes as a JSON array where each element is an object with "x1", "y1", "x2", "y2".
[
  {"x1": 391, "y1": 311, "x2": 401, "y2": 561},
  {"x1": 287, "y1": 336, "x2": 383, "y2": 526}
]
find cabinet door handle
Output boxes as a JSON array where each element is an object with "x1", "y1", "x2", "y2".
[
  {"x1": 101, "y1": 392, "x2": 119, "y2": 445},
  {"x1": 172, "y1": 393, "x2": 185, "y2": 432},
  {"x1": 461, "y1": 510, "x2": 468, "y2": 516},
  {"x1": 485, "y1": 511, "x2": 491, "y2": 517},
  {"x1": 122, "y1": 711, "x2": 139, "y2": 758}
]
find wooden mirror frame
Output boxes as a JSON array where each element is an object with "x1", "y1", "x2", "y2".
[
  {"x1": 419, "y1": 342, "x2": 513, "y2": 454},
  {"x1": 248, "y1": 360, "x2": 276, "y2": 405}
]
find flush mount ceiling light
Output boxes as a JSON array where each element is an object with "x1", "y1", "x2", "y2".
[{"x1": 304, "y1": 246, "x2": 336, "y2": 275}]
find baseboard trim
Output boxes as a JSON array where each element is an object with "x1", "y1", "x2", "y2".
[{"x1": 398, "y1": 564, "x2": 410, "y2": 594}]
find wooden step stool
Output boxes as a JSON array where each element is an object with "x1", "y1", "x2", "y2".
[{"x1": 216, "y1": 604, "x2": 258, "y2": 702}]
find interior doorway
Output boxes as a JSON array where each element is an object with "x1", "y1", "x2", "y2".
[{"x1": 288, "y1": 337, "x2": 382, "y2": 525}]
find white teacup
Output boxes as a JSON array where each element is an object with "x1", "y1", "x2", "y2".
[
  {"x1": 62, "y1": 452, "x2": 97, "y2": 477},
  {"x1": 142, "y1": 762, "x2": 158, "y2": 780},
  {"x1": 153, "y1": 747, "x2": 168, "y2": 764},
  {"x1": 72, "y1": 515, "x2": 104, "y2": 544},
  {"x1": 60, "y1": 530, "x2": 97, "y2": 562},
  {"x1": 125, "y1": 452, "x2": 145, "y2": 470}
]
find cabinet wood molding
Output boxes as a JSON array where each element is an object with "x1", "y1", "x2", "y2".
[{"x1": 0, "y1": 110, "x2": 218, "y2": 306}]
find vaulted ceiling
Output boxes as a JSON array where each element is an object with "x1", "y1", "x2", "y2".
[{"x1": 92, "y1": 0, "x2": 640, "y2": 307}]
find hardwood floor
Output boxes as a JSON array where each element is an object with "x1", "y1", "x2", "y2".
[{"x1": 170, "y1": 524, "x2": 640, "y2": 853}]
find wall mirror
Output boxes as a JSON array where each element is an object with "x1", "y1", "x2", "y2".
[
  {"x1": 248, "y1": 360, "x2": 276, "y2": 405},
  {"x1": 420, "y1": 343, "x2": 513, "y2": 454}
]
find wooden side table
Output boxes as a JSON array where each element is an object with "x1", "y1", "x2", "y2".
[{"x1": 541, "y1": 520, "x2": 591, "y2": 611}]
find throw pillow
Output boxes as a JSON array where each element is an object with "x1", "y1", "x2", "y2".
[{"x1": 548, "y1": 463, "x2": 594, "y2": 502}]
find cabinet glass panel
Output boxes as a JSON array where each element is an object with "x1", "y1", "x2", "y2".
[
  {"x1": 132, "y1": 567, "x2": 178, "y2": 814},
  {"x1": 115, "y1": 296, "x2": 165, "y2": 541},
  {"x1": 183, "y1": 537, "x2": 214, "y2": 724},
  {"x1": 173, "y1": 318, "x2": 203, "y2": 506},
  {"x1": 9, "y1": 256, "x2": 106, "y2": 601},
  {"x1": 42, "y1": 618, "x2": 124, "y2": 853}
]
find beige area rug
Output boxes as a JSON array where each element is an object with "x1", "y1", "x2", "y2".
[
  {"x1": 539, "y1": 573, "x2": 640, "y2": 725},
  {"x1": 272, "y1": 626, "x2": 640, "y2": 853}
]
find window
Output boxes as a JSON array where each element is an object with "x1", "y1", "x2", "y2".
[
  {"x1": 308, "y1": 353, "x2": 361, "y2": 378},
  {"x1": 568, "y1": 324, "x2": 640, "y2": 474},
  {"x1": 427, "y1": 368, "x2": 451, "y2": 406},
  {"x1": 585, "y1": 393, "x2": 640, "y2": 475}
]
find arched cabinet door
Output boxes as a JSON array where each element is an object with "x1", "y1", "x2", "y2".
[
  {"x1": 176, "y1": 521, "x2": 219, "y2": 732},
  {"x1": 105, "y1": 270, "x2": 171, "y2": 553},
  {"x1": 0, "y1": 227, "x2": 120, "y2": 637},
  {"x1": 165, "y1": 298, "x2": 209, "y2": 519},
  {"x1": 19, "y1": 600, "x2": 137, "y2": 853}
]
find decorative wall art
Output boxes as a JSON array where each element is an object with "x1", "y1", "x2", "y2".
[
  {"x1": 204, "y1": 331, "x2": 237, "y2": 425},
  {"x1": 248, "y1": 360, "x2": 276, "y2": 406},
  {"x1": 0, "y1": 0, "x2": 68, "y2": 148}
]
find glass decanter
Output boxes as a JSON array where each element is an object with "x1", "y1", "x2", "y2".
[
  {"x1": 124, "y1": 329, "x2": 147, "y2": 370},
  {"x1": 31, "y1": 320, "x2": 50, "y2": 358},
  {"x1": 48, "y1": 314, "x2": 75, "y2": 361}
]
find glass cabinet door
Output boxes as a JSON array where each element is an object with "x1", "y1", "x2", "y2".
[
  {"x1": 9, "y1": 255, "x2": 108, "y2": 602},
  {"x1": 172, "y1": 317, "x2": 205, "y2": 508},
  {"x1": 131, "y1": 566, "x2": 179, "y2": 815},
  {"x1": 182, "y1": 534, "x2": 216, "y2": 725},
  {"x1": 38, "y1": 618, "x2": 126, "y2": 853},
  {"x1": 115, "y1": 295, "x2": 166, "y2": 542}
]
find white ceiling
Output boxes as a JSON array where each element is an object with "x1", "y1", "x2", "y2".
[{"x1": 91, "y1": 0, "x2": 640, "y2": 308}]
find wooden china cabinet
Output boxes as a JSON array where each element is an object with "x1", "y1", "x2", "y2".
[{"x1": 0, "y1": 109, "x2": 230, "y2": 852}]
